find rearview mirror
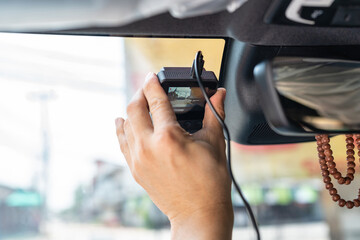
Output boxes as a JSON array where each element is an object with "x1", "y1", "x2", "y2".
[{"x1": 254, "y1": 57, "x2": 360, "y2": 136}]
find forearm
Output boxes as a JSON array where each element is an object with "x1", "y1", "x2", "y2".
[{"x1": 170, "y1": 203, "x2": 234, "y2": 240}]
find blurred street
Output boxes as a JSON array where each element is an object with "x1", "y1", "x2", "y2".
[{"x1": 3, "y1": 221, "x2": 329, "y2": 240}]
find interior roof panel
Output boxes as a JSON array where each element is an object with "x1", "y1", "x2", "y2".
[{"x1": 46, "y1": 0, "x2": 360, "y2": 46}]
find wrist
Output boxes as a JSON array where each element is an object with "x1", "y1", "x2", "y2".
[{"x1": 170, "y1": 202, "x2": 234, "y2": 240}]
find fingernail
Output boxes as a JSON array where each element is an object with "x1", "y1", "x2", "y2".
[
  {"x1": 145, "y1": 72, "x2": 156, "y2": 81},
  {"x1": 115, "y1": 118, "x2": 123, "y2": 126},
  {"x1": 218, "y1": 88, "x2": 227, "y2": 98}
]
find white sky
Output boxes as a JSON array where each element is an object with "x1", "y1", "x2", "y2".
[{"x1": 0, "y1": 33, "x2": 127, "y2": 211}]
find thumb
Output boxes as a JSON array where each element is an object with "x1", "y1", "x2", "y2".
[{"x1": 202, "y1": 88, "x2": 226, "y2": 132}]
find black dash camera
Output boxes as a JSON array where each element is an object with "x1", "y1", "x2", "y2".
[{"x1": 157, "y1": 67, "x2": 218, "y2": 133}]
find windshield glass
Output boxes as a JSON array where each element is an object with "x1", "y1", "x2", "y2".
[{"x1": 0, "y1": 34, "x2": 357, "y2": 240}]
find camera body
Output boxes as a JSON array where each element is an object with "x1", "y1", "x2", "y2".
[{"x1": 157, "y1": 67, "x2": 218, "y2": 133}]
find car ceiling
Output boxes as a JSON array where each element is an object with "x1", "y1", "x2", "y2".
[{"x1": 50, "y1": 0, "x2": 360, "y2": 46}]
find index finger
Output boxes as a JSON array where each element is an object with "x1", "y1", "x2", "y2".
[{"x1": 142, "y1": 73, "x2": 177, "y2": 130}]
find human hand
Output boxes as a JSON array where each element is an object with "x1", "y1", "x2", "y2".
[{"x1": 115, "y1": 73, "x2": 233, "y2": 240}]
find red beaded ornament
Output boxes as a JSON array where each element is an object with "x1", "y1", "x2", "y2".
[{"x1": 316, "y1": 134, "x2": 360, "y2": 209}]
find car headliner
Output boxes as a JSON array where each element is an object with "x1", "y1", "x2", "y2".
[{"x1": 46, "y1": 0, "x2": 360, "y2": 46}]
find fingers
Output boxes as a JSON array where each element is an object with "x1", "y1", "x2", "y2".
[
  {"x1": 115, "y1": 118, "x2": 132, "y2": 167},
  {"x1": 203, "y1": 88, "x2": 226, "y2": 132},
  {"x1": 194, "y1": 88, "x2": 226, "y2": 146},
  {"x1": 142, "y1": 72, "x2": 177, "y2": 130},
  {"x1": 126, "y1": 88, "x2": 153, "y2": 136},
  {"x1": 123, "y1": 119, "x2": 136, "y2": 158}
]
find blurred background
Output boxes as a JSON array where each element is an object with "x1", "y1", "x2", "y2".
[{"x1": 0, "y1": 34, "x2": 358, "y2": 240}]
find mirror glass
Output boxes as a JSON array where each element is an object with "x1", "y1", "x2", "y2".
[{"x1": 272, "y1": 57, "x2": 360, "y2": 132}]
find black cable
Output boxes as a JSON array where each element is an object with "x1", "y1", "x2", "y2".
[{"x1": 193, "y1": 51, "x2": 261, "y2": 240}]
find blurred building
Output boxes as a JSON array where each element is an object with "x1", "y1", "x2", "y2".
[
  {"x1": 0, "y1": 185, "x2": 41, "y2": 239},
  {"x1": 72, "y1": 160, "x2": 168, "y2": 229},
  {"x1": 232, "y1": 180, "x2": 324, "y2": 227}
]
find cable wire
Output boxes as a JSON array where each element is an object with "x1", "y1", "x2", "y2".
[{"x1": 193, "y1": 51, "x2": 261, "y2": 240}]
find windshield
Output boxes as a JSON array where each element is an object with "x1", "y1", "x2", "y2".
[{"x1": 0, "y1": 34, "x2": 357, "y2": 240}]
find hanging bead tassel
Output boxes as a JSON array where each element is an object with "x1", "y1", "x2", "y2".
[{"x1": 316, "y1": 134, "x2": 360, "y2": 209}]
